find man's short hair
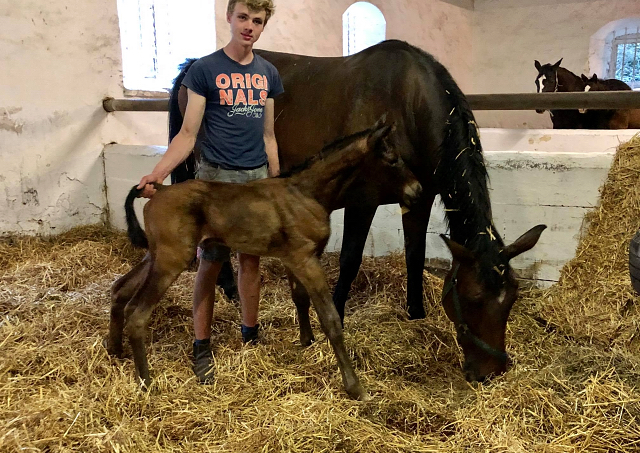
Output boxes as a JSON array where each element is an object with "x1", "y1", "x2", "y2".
[{"x1": 227, "y1": 0, "x2": 275, "y2": 24}]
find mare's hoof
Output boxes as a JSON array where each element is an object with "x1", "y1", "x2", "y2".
[
  {"x1": 300, "y1": 335, "x2": 315, "y2": 347},
  {"x1": 407, "y1": 309, "x2": 426, "y2": 320},
  {"x1": 102, "y1": 338, "x2": 124, "y2": 359}
]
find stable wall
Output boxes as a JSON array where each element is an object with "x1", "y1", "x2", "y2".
[
  {"x1": 472, "y1": 0, "x2": 640, "y2": 129},
  {"x1": 105, "y1": 128, "x2": 639, "y2": 286}
]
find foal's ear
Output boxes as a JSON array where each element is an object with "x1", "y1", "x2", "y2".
[
  {"x1": 367, "y1": 122, "x2": 394, "y2": 151},
  {"x1": 503, "y1": 224, "x2": 547, "y2": 260},
  {"x1": 534, "y1": 60, "x2": 542, "y2": 71},
  {"x1": 373, "y1": 113, "x2": 389, "y2": 129},
  {"x1": 440, "y1": 234, "x2": 475, "y2": 264},
  {"x1": 581, "y1": 74, "x2": 588, "y2": 82},
  {"x1": 553, "y1": 58, "x2": 563, "y2": 68},
  {"x1": 592, "y1": 73, "x2": 598, "y2": 81}
]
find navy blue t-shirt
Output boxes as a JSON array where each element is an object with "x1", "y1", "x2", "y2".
[{"x1": 182, "y1": 49, "x2": 284, "y2": 168}]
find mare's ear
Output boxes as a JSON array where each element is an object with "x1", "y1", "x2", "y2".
[
  {"x1": 440, "y1": 234, "x2": 475, "y2": 265},
  {"x1": 503, "y1": 224, "x2": 547, "y2": 260},
  {"x1": 553, "y1": 58, "x2": 563, "y2": 68},
  {"x1": 581, "y1": 74, "x2": 588, "y2": 82},
  {"x1": 534, "y1": 60, "x2": 542, "y2": 71},
  {"x1": 592, "y1": 73, "x2": 598, "y2": 81}
]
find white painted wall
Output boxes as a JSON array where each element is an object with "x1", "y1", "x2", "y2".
[
  {"x1": 0, "y1": 0, "x2": 472, "y2": 235},
  {"x1": 105, "y1": 128, "x2": 639, "y2": 286},
  {"x1": 472, "y1": 0, "x2": 640, "y2": 129}
]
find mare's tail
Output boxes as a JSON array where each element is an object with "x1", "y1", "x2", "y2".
[{"x1": 169, "y1": 58, "x2": 198, "y2": 184}]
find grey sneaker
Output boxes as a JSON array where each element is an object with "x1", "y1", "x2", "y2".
[{"x1": 192, "y1": 341, "x2": 214, "y2": 383}]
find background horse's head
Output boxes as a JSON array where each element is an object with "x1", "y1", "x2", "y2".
[
  {"x1": 440, "y1": 225, "x2": 546, "y2": 382},
  {"x1": 534, "y1": 58, "x2": 563, "y2": 113}
]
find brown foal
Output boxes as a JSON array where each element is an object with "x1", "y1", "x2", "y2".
[{"x1": 106, "y1": 120, "x2": 422, "y2": 400}]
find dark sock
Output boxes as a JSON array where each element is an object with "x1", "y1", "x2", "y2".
[{"x1": 194, "y1": 338, "x2": 210, "y2": 346}]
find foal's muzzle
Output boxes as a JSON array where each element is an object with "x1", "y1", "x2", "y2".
[{"x1": 402, "y1": 180, "x2": 422, "y2": 207}]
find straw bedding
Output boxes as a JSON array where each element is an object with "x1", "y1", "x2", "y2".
[{"x1": 1, "y1": 136, "x2": 640, "y2": 452}]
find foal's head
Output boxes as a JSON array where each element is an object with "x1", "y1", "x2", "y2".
[{"x1": 440, "y1": 224, "x2": 546, "y2": 382}]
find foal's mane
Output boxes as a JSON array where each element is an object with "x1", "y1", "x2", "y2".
[{"x1": 278, "y1": 127, "x2": 375, "y2": 178}]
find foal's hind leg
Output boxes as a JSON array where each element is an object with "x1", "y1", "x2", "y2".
[
  {"x1": 402, "y1": 196, "x2": 434, "y2": 320},
  {"x1": 286, "y1": 255, "x2": 367, "y2": 400},
  {"x1": 333, "y1": 204, "x2": 377, "y2": 322},
  {"x1": 107, "y1": 253, "x2": 152, "y2": 357},
  {"x1": 125, "y1": 254, "x2": 189, "y2": 387},
  {"x1": 285, "y1": 269, "x2": 315, "y2": 346}
]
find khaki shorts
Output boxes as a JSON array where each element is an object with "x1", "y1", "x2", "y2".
[{"x1": 196, "y1": 160, "x2": 268, "y2": 262}]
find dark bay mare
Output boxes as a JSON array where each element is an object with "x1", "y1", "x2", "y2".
[
  {"x1": 535, "y1": 58, "x2": 588, "y2": 128},
  {"x1": 171, "y1": 40, "x2": 546, "y2": 382},
  {"x1": 107, "y1": 120, "x2": 422, "y2": 399},
  {"x1": 581, "y1": 74, "x2": 640, "y2": 129}
]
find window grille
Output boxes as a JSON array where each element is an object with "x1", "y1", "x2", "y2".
[{"x1": 342, "y1": 2, "x2": 386, "y2": 57}]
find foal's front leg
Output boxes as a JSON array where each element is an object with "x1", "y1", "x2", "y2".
[{"x1": 287, "y1": 256, "x2": 368, "y2": 400}]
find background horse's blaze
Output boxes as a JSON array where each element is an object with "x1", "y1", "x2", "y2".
[{"x1": 172, "y1": 39, "x2": 545, "y2": 380}]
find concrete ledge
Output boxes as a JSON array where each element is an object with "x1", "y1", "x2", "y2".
[{"x1": 103, "y1": 128, "x2": 640, "y2": 287}]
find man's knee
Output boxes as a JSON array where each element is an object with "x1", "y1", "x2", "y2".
[{"x1": 238, "y1": 253, "x2": 260, "y2": 273}]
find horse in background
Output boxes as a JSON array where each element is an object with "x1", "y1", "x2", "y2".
[
  {"x1": 581, "y1": 74, "x2": 640, "y2": 129},
  {"x1": 171, "y1": 40, "x2": 546, "y2": 382},
  {"x1": 534, "y1": 58, "x2": 588, "y2": 128}
]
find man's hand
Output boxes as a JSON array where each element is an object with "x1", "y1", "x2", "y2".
[
  {"x1": 137, "y1": 173, "x2": 164, "y2": 198},
  {"x1": 268, "y1": 164, "x2": 280, "y2": 178}
]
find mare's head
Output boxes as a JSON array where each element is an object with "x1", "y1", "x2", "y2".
[{"x1": 440, "y1": 224, "x2": 546, "y2": 382}]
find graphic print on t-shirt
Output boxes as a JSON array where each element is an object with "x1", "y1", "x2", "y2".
[{"x1": 215, "y1": 73, "x2": 270, "y2": 118}]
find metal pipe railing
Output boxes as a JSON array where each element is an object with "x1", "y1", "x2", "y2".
[{"x1": 103, "y1": 91, "x2": 640, "y2": 113}]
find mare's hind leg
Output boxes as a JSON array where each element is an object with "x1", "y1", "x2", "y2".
[
  {"x1": 125, "y1": 253, "x2": 190, "y2": 387},
  {"x1": 217, "y1": 260, "x2": 238, "y2": 301},
  {"x1": 107, "y1": 253, "x2": 152, "y2": 357},
  {"x1": 285, "y1": 270, "x2": 314, "y2": 346},
  {"x1": 402, "y1": 195, "x2": 434, "y2": 320},
  {"x1": 286, "y1": 255, "x2": 367, "y2": 400},
  {"x1": 333, "y1": 204, "x2": 377, "y2": 322}
]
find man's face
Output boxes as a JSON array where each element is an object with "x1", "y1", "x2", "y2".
[{"x1": 227, "y1": 3, "x2": 267, "y2": 48}]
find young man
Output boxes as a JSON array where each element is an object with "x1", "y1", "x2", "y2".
[{"x1": 136, "y1": 0, "x2": 283, "y2": 382}]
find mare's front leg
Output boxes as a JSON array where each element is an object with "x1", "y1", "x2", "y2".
[
  {"x1": 216, "y1": 260, "x2": 238, "y2": 301},
  {"x1": 287, "y1": 255, "x2": 367, "y2": 400},
  {"x1": 402, "y1": 195, "x2": 434, "y2": 320},
  {"x1": 333, "y1": 204, "x2": 377, "y2": 322},
  {"x1": 107, "y1": 253, "x2": 152, "y2": 357}
]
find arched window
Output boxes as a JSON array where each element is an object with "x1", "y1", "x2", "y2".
[
  {"x1": 117, "y1": 0, "x2": 216, "y2": 92},
  {"x1": 610, "y1": 27, "x2": 640, "y2": 89},
  {"x1": 342, "y1": 2, "x2": 386, "y2": 57},
  {"x1": 589, "y1": 18, "x2": 640, "y2": 90}
]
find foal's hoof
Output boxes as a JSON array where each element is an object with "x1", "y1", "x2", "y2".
[{"x1": 347, "y1": 384, "x2": 370, "y2": 401}]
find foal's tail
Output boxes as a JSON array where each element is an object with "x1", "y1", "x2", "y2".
[{"x1": 124, "y1": 183, "x2": 163, "y2": 249}]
